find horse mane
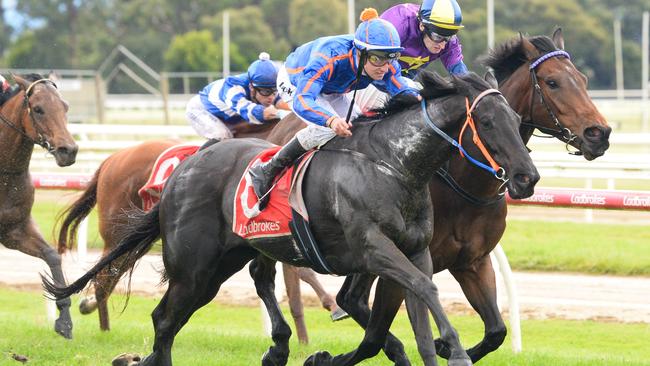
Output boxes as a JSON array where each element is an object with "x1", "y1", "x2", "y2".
[
  {"x1": 355, "y1": 70, "x2": 490, "y2": 123},
  {"x1": 0, "y1": 73, "x2": 47, "y2": 106},
  {"x1": 478, "y1": 35, "x2": 558, "y2": 83}
]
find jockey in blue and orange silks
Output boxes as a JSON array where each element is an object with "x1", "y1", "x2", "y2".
[
  {"x1": 186, "y1": 52, "x2": 285, "y2": 141},
  {"x1": 249, "y1": 8, "x2": 420, "y2": 210}
]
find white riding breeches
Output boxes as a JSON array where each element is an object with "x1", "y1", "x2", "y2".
[
  {"x1": 185, "y1": 95, "x2": 234, "y2": 140},
  {"x1": 277, "y1": 65, "x2": 361, "y2": 150}
]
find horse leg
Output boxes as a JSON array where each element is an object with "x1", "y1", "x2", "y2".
[
  {"x1": 93, "y1": 254, "x2": 136, "y2": 331},
  {"x1": 445, "y1": 257, "x2": 506, "y2": 363},
  {"x1": 362, "y1": 229, "x2": 471, "y2": 366},
  {"x1": 336, "y1": 274, "x2": 410, "y2": 366},
  {"x1": 295, "y1": 266, "x2": 348, "y2": 321},
  {"x1": 129, "y1": 248, "x2": 255, "y2": 366},
  {"x1": 282, "y1": 264, "x2": 309, "y2": 344},
  {"x1": 2, "y1": 221, "x2": 73, "y2": 339},
  {"x1": 253, "y1": 257, "x2": 293, "y2": 365},
  {"x1": 304, "y1": 278, "x2": 404, "y2": 366}
]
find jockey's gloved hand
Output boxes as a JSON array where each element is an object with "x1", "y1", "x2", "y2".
[
  {"x1": 327, "y1": 117, "x2": 353, "y2": 137},
  {"x1": 263, "y1": 105, "x2": 279, "y2": 121}
]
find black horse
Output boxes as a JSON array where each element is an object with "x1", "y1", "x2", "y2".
[{"x1": 44, "y1": 71, "x2": 539, "y2": 366}]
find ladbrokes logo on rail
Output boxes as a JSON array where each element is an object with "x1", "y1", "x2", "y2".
[
  {"x1": 570, "y1": 193, "x2": 606, "y2": 205},
  {"x1": 623, "y1": 195, "x2": 650, "y2": 208},
  {"x1": 237, "y1": 220, "x2": 281, "y2": 236},
  {"x1": 521, "y1": 192, "x2": 555, "y2": 203}
]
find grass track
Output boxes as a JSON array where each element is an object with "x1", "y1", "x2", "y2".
[{"x1": 1, "y1": 287, "x2": 649, "y2": 365}]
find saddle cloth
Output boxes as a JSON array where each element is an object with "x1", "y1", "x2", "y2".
[
  {"x1": 233, "y1": 147, "x2": 316, "y2": 240},
  {"x1": 138, "y1": 143, "x2": 201, "y2": 211}
]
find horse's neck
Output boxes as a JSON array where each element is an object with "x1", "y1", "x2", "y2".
[
  {"x1": 0, "y1": 98, "x2": 33, "y2": 173},
  {"x1": 370, "y1": 98, "x2": 464, "y2": 188}
]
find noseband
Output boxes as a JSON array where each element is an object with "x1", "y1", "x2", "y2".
[
  {"x1": 0, "y1": 78, "x2": 58, "y2": 152},
  {"x1": 421, "y1": 88, "x2": 507, "y2": 184},
  {"x1": 521, "y1": 50, "x2": 582, "y2": 155}
]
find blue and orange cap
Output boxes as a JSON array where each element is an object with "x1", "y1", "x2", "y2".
[
  {"x1": 354, "y1": 8, "x2": 403, "y2": 54},
  {"x1": 419, "y1": 0, "x2": 464, "y2": 37},
  {"x1": 247, "y1": 52, "x2": 278, "y2": 88}
]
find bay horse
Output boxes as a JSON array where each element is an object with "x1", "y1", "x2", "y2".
[
  {"x1": 56, "y1": 117, "x2": 343, "y2": 337},
  {"x1": 0, "y1": 74, "x2": 78, "y2": 339},
  {"x1": 44, "y1": 70, "x2": 539, "y2": 366},
  {"x1": 275, "y1": 29, "x2": 608, "y2": 365}
]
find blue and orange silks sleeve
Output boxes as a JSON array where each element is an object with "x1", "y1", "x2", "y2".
[
  {"x1": 383, "y1": 61, "x2": 420, "y2": 97},
  {"x1": 291, "y1": 56, "x2": 336, "y2": 127},
  {"x1": 223, "y1": 85, "x2": 266, "y2": 124}
]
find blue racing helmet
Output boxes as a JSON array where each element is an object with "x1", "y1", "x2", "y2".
[
  {"x1": 247, "y1": 52, "x2": 278, "y2": 88},
  {"x1": 354, "y1": 8, "x2": 403, "y2": 54}
]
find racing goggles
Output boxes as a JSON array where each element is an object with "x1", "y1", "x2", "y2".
[
  {"x1": 424, "y1": 28, "x2": 452, "y2": 44},
  {"x1": 366, "y1": 51, "x2": 401, "y2": 67},
  {"x1": 254, "y1": 86, "x2": 277, "y2": 97}
]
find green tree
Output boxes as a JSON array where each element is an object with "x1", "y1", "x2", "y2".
[
  {"x1": 164, "y1": 31, "x2": 221, "y2": 72},
  {"x1": 288, "y1": 0, "x2": 347, "y2": 47},
  {"x1": 203, "y1": 6, "x2": 289, "y2": 70}
]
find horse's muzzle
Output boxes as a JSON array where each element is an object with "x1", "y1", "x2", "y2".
[
  {"x1": 507, "y1": 170, "x2": 540, "y2": 199},
  {"x1": 580, "y1": 125, "x2": 611, "y2": 161},
  {"x1": 53, "y1": 143, "x2": 79, "y2": 167}
]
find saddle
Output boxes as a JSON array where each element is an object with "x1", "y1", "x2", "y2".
[{"x1": 233, "y1": 147, "x2": 333, "y2": 274}]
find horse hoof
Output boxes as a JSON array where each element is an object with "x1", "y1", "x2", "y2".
[
  {"x1": 448, "y1": 357, "x2": 473, "y2": 366},
  {"x1": 79, "y1": 296, "x2": 98, "y2": 315},
  {"x1": 112, "y1": 353, "x2": 141, "y2": 366},
  {"x1": 330, "y1": 307, "x2": 349, "y2": 322},
  {"x1": 434, "y1": 338, "x2": 451, "y2": 359},
  {"x1": 304, "y1": 351, "x2": 332, "y2": 366},
  {"x1": 261, "y1": 347, "x2": 288, "y2": 366},
  {"x1": 54, "y1": 318, "x2": 73, "y2": 339}
]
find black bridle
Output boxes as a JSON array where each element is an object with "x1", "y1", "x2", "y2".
[
  {"x1": 0, "y1": 78, "x2": 58, "y2": 152},
  {"x1": 520, "y1": 50, "x2": 582, "y2": 156}
]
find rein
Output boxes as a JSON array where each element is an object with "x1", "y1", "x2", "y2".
[
  {"x1": 420, "y1": 88, "x2": 506, "y2": 185},
  {"x1": 0, "y1": 79, "x2": 57, "y2": 152},
  {"x1": 520, "y1": 50, "x2": 582, "y2": 155}
]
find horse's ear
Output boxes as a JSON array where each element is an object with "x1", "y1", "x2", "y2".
[
  {"x1": 484, "y1": 71, "x2": 498, "y2": 89},
  {"x1": 13, "y1": 75, "x2": 30, "y2": 91},
  {"x1": 519, "y1": 33, "x2": 539, "y2": 60},
  {"x1": 48, "y1": 70, "x2": 60, "y2": 82},
  {"x1": 552, "y1": 27, "x2": 565, "y2": 50}
]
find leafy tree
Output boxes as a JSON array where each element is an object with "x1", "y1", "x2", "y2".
[
  {"x1": 203, "y1": 6, "x2": 289, "y2": 70},
  {"x1": 164, "y1": 31, "x2": 221, "y2": 72},
  {"x1": 288, "y1": 0, "x2": 347, "y2": 47}
]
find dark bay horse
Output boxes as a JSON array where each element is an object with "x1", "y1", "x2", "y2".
[
  {"x1": 330, "y1": 29, "x2": 611, "y2": 365},
  {"x1": 56, "y1": 118, "x2": 343, "y2": 336},
  {"x1": 264, "y1": 29, "x2": 611, "y2": 365},
  {"x1": 44, "y1": 71, "x2": 539, "y2": 366},
  {"x1": 0, "y1": 74, "x2": 78, "y2": 339}
]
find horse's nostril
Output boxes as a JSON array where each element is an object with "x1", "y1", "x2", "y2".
[{"x1": 515, "y1": 174, "x2": 531, "y2": 185}]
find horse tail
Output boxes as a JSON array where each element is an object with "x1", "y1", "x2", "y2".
[
  {"x1": 43, "y1": 204, "x2": 161, "y2": 301},
  {"x1": 56, "y1": 162, "x2": 102, "y2": 254}
]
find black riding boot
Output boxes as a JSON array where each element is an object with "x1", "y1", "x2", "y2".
[{"x1": 249, "y1": 137, "x2": 307, "y2": 210}]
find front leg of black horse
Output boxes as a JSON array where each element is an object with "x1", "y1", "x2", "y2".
[
  {"x1": 250, "y1": 255, "x2": 292, "y2": 366},
  {"x1": 336, "y1": 274, "x2": 411, "y2": 366},
  {"x1": 305, "y1": 277, "x2": 406, "y2": 366},
  {"x1": 439, "y1": 257, "x2": 506, "y2": 363}
]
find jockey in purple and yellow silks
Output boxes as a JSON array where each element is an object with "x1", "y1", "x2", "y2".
[
  {"x1": 381, "y1": 0, "x2": 468, "y2": 78},
  {"x1": 249, "y1": 8, "x2": 419, "y2": 210}
]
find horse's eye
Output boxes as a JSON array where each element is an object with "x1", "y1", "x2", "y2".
[
  {"x1": 545, "y1": 79, "x2": 559, "y2": 89},
  {"x1": 33, "y1": 106, "x2": 45, "y2": 115},
  {"x1": 480, "y1": 119, "x2": 493, "y2": 129}
]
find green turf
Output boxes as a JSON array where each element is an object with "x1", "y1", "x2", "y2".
[
  {"x1": 0, "y1": 287, "x2": 648, "y2": 366},
  {"x1": 502, "y1": 219, "x2": 650, "y2": 276}
]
